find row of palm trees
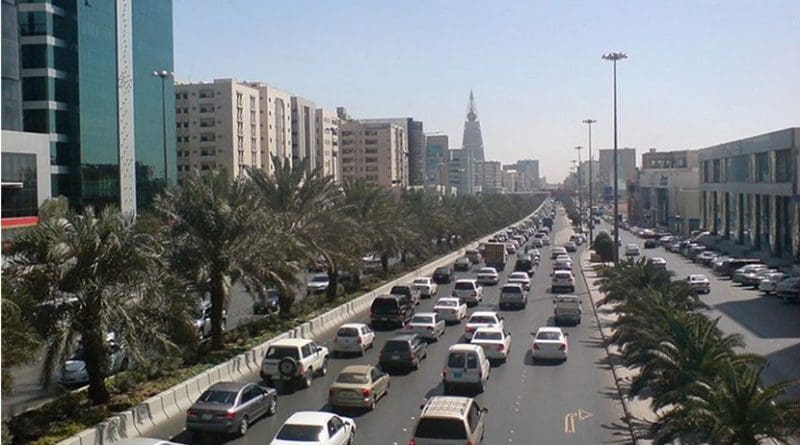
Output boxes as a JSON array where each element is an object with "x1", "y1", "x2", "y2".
[
  {"x1": 595, "y1": 257, "x2": 799, "y2": 444},
  {"x1": 2, "y1": 158, "x2": 544, "y2": 405}
]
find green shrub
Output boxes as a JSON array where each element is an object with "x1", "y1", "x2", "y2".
[{"x1": 594, "y1": 235, "x2": 614, "y2": 262}]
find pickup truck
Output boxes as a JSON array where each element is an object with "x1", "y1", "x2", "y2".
[{"x1": 390, "y1": 284, "x2": 421, "y2": 306}]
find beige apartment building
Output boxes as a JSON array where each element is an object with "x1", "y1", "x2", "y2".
[
  {"x1": 315, "y1": 108, "x2": 339, "y2": 180},
  {"x1": 175, "y1": 79, "x2": 261, "y2": 182},
  {"x1": 339, "y1": 121, "x2": 407, "y2": 188},
  {"x1": 244, "y1": 82, "x2": 293, "y2": 173},
  {"x1": 475, "y1": 160, "x2": 502, "y2": 193}
]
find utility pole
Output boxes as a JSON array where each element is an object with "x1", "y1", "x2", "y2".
[
  {"x1": 602, "y1": 52, "x2": 627, "y2": 264},
  {"x1": 582, "y1": 119, "x2": 596, "y2": 247}
]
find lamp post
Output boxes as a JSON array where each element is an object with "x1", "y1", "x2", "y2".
[
  {"x1": 582, "y1": 118, "x2": 596, "y2": 246},
  {"x1": 574, "y1": 146, "x2": 584, "y2": 234},
  {"x1": 153, "y1": 70, "x2": 174, "y2": 187},
  {"x1": 602, "y1": 51, "x2": 627, "y2": 264}
]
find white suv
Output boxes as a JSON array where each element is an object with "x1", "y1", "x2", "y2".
[
  {"x1": 551, "y1": 270, "x2": 576, "y2": 293},
  {"x1": 260, "y1": 339, "x2": 329, "y2": 388},
  {"x1": 411, "y1": 396, "x2": 487, "y2": 445},
  {"x1": 442, "y1": 344, "x2": 491, "y2": 394},
  {"x1": 452, "y1": 279, "x2": 483, "y2": 306}
]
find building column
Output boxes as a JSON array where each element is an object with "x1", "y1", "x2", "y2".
[
  {"x1": 721, "y1": 192, "x2": 730, "y2": 239},
  {"x1": 793, "y1": 197, "x2": 800, "y2": 264},
  {"x1": 769, "y1": 195, "x2": 779, "y2": 256},
  {"x1": 735, "y1": 193, "x2": 744, "y2": 244}
]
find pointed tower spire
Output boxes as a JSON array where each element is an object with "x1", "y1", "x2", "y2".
[{"x1": 466, "y1": 90, "x2": 478, "y2": 122}]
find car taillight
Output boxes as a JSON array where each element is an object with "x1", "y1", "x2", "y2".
[
  {"x1": 533, "y1": 343, "x2": 541, "y2": 350},
  {"x1": 361, "y1": 388, "x2": 370, "y2": 397},
  {"x1": 329, "y1": 388, "x2": 335, "y2": 396},
  {"x1": 187, "y1": 409, "x2": 198, "y2": 417},
  {"x1": 441, "y1": 368, "x2": 447, "y2": 377},
  {"x1": 471, "y1": 291, "x2": 477, "y2": 296},
  {"x1": 409, "y1": 440, "x2": 416, "y2": 445},
  {"x1": 496, "y1": 344, "x2": 505, "y2": 351},
  {"x1": 357, "y1": 337, "x2": 362, "y2": 344},
  {"x1": 559, "y1": 343, "x2": 567, "y2": 351},
  {"x1": 465, "y1": 326, "x2": 474, "y2": 333},
  {"x1": 333, "y1": 336, "x2": 338, "y2": 343},
  {"x1": 218, "y1": 411, "x2": 236, "y2": 419},
  {"x1": 426, "y1": 326, "x2": 433, "y2": 330}
]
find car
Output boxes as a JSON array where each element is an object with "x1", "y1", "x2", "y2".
[
  {"x1": 759, "y1": 272, "x2": 787, "y2": 295},
  {"x1": 332, "y1": 323, "x2": 375, "y2": 357},
  {"x1": 530, "y1": 327, "x2": 568, "y2": 363},
  {"x1": 741, "y1": 267, "x2": 777, "y2": 287},
  {"x1": 253, "y1": 288, "x2": 281, "y2": 315},
  {"x1": 453, "y1": 257, "x2": 471, "y2": 272},
  {"x1": 711, "y1": 255, "x2": 731, "y2": 272},
  {"x1": 464, "y1": 311, "x2": 504, "y2": 340},
  {"x1": 465, "y1": 248, "x2": 483, "y2": 264},
  {"x1": 470, "y1": 327, "x2": 512, "y2": 362},
  {"x1": 433, "y1": 297, "x2": 468, "y2": 323},
  {"x1": 498, "y1": 283, "x2": 527, "y2": 310},
  {"x1": 696, "y1": 250, "x2": 719, "y2": 265},
  {"x1": 553, "y1": 295, "x2": 582, "y2": 326},
  {"x1": 412, "y1": 277, "x2": 439, "y2": 299},
  {"x1": 328, "y1": 365, "x2": 389, "y2": 410},
  {"x1": 550, "y1": 270, "x2": 576, "y2": 293},
  {"x1": 644, "y1": 239, "x2": 658, "y2": 249},
  {"x1": 563, "y1": 241, "x2": 577, "y2": 252},
  {"x1": 532, "y1": 238, "x2": 544, "y2": 248},
  {"x1": 540, "y1": 235, "x2": 550, "y2": 245},
  {"x1": 260, "y1": 339, "x2": 329, "y2": 388},
  {"x1": 370, "y1": 294, "x2": 414, "y2": 328},
  {"x1": 551, "y1": 246, "x2": 568, "y2": 260},
  {"x1": 306, "y1": 274, "x2": 330, "y2": 295},
  {"x1": 686, "y1": 274, "x2": 711, "y2": 294},
  {"x1": 433, "y1": 266, "x2": 455, "y2": 284},
  {"x1": 687, "y1": 244, "x2": 708, "y2": 260},
  {"x1": 553, "y1": 257, "x2": 573, "y2": 271},
  {"x1": 527, "y1": 248, "x2": 541, "y2": 261},
  {"x1": 411, "y1": 396, "x2": 487, "y2": 445},
  {"x1": 442, "y1": 344, "x2": 492, "y2": 393},
  {"x1": 506, "y1": 271, "x2": 531, "y2": 291},
  {"x1": 405, "y1": 312, "x2": 446, "y2": 341},
  {"x1": 193, "y1": 300, "x2": 228, "y2": 339},
  {"x1": 390, "y1": 284, "x2": 421, "y2": 306},
  {"x1": 451, "y1": 279, "x2": 482, "y2": 306},
  {"x1": 569, "y1": 234, "x2": 582, "y2": 245},
  {"x1": 649, "y1": 257, "x2": 668, "y2": 269},
  {"x1": 476, "y1": 267, "x2": 500, "y2": 285},
  {"x1": 187, "y1": 382, "x2": 277, "y2": 437},
  {"x1": 379, "y1": 334, "x2": 428, "y2": 370},
  {"x1": 732, "y1": 264, "x2": 768, "y2": 284},
  {"x1": 624, "y1": 244, "x2": 640, "y2": 256},
  {"x1": 776, "y1": 277, "x2": 800, "y2": 302},
  {"x1": 56, "y1": 333, "x2": 129, "y2": 387},
  {"x1": 505, "y1": 243, "x2": 517, "y2": 254},
  {"x1": 270, "y1": 411, "x2": 355, "y2": 445},
  {"x1": 516, "y1": 250, "x2": 530, "y2": 259},
  {"x1": 718, "y1": 258, "x2": 763, "y2": 277}
]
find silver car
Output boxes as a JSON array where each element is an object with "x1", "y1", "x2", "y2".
[
  {"x1": 57, "y1": 334, "x2": 129, "y2": 387},
  {"x1": 187, "y1": 381, "x2": 277, "y2": 437}
]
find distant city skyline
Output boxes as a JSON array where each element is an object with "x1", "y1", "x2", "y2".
[{"x1": 174, "y1": 0, "x2": 800, "y2": 180}]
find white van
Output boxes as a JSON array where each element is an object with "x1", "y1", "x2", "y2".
[
  {"x1": 553, "y1": 295, "x2": 582, "y2": 325},
  {"x1": 442, "y1": 344, "x2": 491, "y2": 394}
]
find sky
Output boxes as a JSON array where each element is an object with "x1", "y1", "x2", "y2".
[{"x1": 173, "y1": 0, "x2": 800, "y2": 182}]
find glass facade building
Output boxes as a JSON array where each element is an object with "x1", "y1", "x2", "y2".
[{"x1": 17, "y1": 0, "x2": 175, "y2": 212}]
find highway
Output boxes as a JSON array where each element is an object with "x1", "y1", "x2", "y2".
[{"x1": 151, "y1": 211, "x2": 631, "y2": 444}]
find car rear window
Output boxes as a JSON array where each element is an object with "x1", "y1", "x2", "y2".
[
  {"x1": 383, "y1": 340, "x2": 410, "y2": 353},
  {"x1": 265, "y1": 346, "x2": 300, "y2": 360},
  {"x1": 412, "y1": 316, "x2": 433, "y2": 324},
  {"x1": 536, "y1": 332, "x2": 561, "y2": 341},
  {"x1": 447, "y1": 352, "x2": 465, "y2": 368},
  {"x1": 435, "y1": 267, "x2": 449, "y2": 274},
  {"x1": 276, "y1": 424, "x2": 324, "y2": 441},
  {"x1": 198, "y1": 390, "x2": 237, "y2": 404},
  {"x1": 502, "y1": 286, "x2": 522, "y2": 293},
  {"x1": 473, "y1": 331, "x2": 502, "y2": 340},
  {"x1": 372, "y1": 298, "x2": 399, "y2": 312},
  {"x1": 469, "y1": 316, "x2": 496, "y2": 324},
  {"x1": 336, "y1": 327, "x2": 359, "y2": 337},
  {"x1": 455, "y1": 282, "x2": 475, "y2": 290},
  {"x1": 437, "y1": 300, "x2": 457, "y2": 307},
  {"x1": 415, "y1": 418, "x2": 467, "y2": 439},
  {"x1": 336, "y1": 372, "x2": 369, "y2": 384}
]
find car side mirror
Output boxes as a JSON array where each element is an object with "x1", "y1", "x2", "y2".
[
  {"x1": 481, "y1": 407, "x2": 489, "y2": 413},
  {"x1": 564, "y1": 333, "x2": 569, "y2": 336},
  {"x1": 316, "y1": 347, "x2": 323, "y2": 352},
  {"x1": 552, "y1": 299, "x2": 557, "y2": 304},
  {"x1": 530, "y1": 331, "x2": 536, "y2": 336}
]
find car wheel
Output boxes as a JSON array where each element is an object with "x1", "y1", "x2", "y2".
[
  {"x1": 267, "y1": 396, "x2": 277, "y2": 415},
  {"x1": 369, "y1": 398, "x2": 376, "y2": 411},
  {"x1": 302, "y1": 369, "x2": 313, "y2": 388},
  {"x1": 238, "y1": 416, "x2": 249, "y2": 436},
  {"x1": 319, "y1": 359, "x2": 328, "y2": 376},
  {"x1": 347, "y1": 431, "x2": 355, "y2": 445}
]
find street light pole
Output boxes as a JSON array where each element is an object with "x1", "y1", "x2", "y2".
[
  {"x1": 153, "y1": 70, "x2": 174, "y2": 187},
  {"x1": 582, "y1": 119, "x2": 596, "y2": 247},
  {"x1": 574, "y1": 146, "x2": 584, "y2": 234},
  {"x1": 602, "y1": 52, "x2": 627, "y2": 264}
]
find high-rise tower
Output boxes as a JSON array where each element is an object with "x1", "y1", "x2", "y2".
[{"x1": 462, "y1": 91, "x2": 485, "y2": 162}]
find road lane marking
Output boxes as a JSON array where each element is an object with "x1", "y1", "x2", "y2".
[
  {"x1": 576, "y1": 408, "x2": 593, "y2": 421},
  {"x1": 564, "y1": 413, "x2": 576, "y2": 433}
]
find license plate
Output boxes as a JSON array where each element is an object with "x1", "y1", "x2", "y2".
[
  {"x1": 453, "y1": 371, "x2": 463, "y2": 378},
  {"x1": 392, "y1": 354, "x2": 400, "y2": 360},
  {"x1": 201, "y1": 414, "x2": 213, "y2": 421}
]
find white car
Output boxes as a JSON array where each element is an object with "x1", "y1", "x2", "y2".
[
  {"x1": 476, "y1": 267, "x2": 500, "y2": 285},
  {"x1": 433, "y1": 297, "x2": 468, "y2": 323},
  {"x1": 405, "y1": 312, "x2": 446, "y2": 341},
  {"x1": 470, "y1": 327, "x2": 512, "y2": 361},
  {"x1": 464, "y1": 311, "x2": 504, "y2": 340},
  {"x1": 506, "y1": 272, "x2": 531, "y2": 291},
  {"x1": 551, "y1": 246, "x2": 568, "y2": 260},
  {"x1": 532, "y1": 238, "x2": 544, "y2": 248},
  {"x1": 442, "y1": 345, "x2": 492, "y2": 394},
  {"x1": 332, "y1": 323, "x2": 375, "y2": 357},
  {"x1": 553, "y1": 257, "x2": 573, "y2": 271},
  {"x1": 686, "y1": 274, "x2": 711, "y2": 294},
  {"x1": 412, "y1": 277, "x2": 439, "y2": 299},
  {"x1": 452, "y1": 279, "x2": 483, "y2": 306},
  {"x1": 306, "y1": 274, "x2": 330, "y2": 294},
  {"x1": 531, "y1": 327, "x2": 568, "y2": 362},
  {"x1": 551, "y1": 270, "x2": 576, "y2": 293},
  {"x1": 260, "y1": 339, "x2": 329, "y2": 388},
  {"x1": 649, "y1": 257, "x2": 667, "y2": 269},
  {"x1": 271, "y1": 411, "x2": 356, "y2": 445},
  {"x1": 624, "y1": 244, "x2": 640, "y2": 256},
  {"x1": 527, "y1": 248, "x2": 541, "y2": 261},
  {"x1": 541, "y1": 235, "x2": 550, "y2": 246},
  {"x1": 759, "y1": 272, "x2": 787, "y2": 295}
]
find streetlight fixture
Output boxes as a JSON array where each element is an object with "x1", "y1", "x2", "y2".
[
  {"x1": 602, "y1": 51, "x2": 627, "y2": 264},
  {"x1": 582, "y1": 118, "x2": 596, "y2": 246},
  {"x1": 574, "y1": 146, "x2": 584, "y2": 234},
  {"x1": 153, "y1": 70, "x2": 174, "y2": 187}
]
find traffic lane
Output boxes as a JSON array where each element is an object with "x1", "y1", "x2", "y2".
[{"x1": 609, "y1": 224, "x2": 800, "y2": 394}]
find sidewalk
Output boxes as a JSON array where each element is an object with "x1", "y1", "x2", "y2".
[{"x1": 580, "y1": 249, "x2": 655, "y2": 444}]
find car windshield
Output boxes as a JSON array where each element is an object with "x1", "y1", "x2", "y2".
[
  {"x1": 276, "y1": 424, "x2": 324, "y2": 441},
  {"x1": 336, "y1": 327, "x2": 359, "y2": 337},
  {"x1": 536, "y1": 332, "x2": 562, "y2": 341},
  {"x1": 265, "y1": 346, "x2": 300, "y2": 360},
  {"x1": 469, "y1": 316, "x2": 497, "y2": 324},
  {"x1": 412, "y1": 316, "x2": 433, "y2": 324},
  {"x1": 454, "y1": 282, "x2": 475, "y2": 290},
  {"x1": 198, "y1": 390, "x2": 238, "y2": 404},
  {"x1": 473, "y1": 331, "x2": 502, "y2": 340},
  {"x1": 310, "y1": 276, "x2": 328, "y2": 283},
  {"x1": 436, "y1": 300, "x2": 457, "y2": 307},
  {"x1": 336, "y1": 372, "x2": 369, "y2": 384},
  {"x1": 690, "y1": 275, "x2": 706, "y2": 281},
  {"x1": 414, "y1": 418, "x2": 467, "y2": 439},
  {"x1": 554, "y1": 273, "x2": 572, "y2": 279}
]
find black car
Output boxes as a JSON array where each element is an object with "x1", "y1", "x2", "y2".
[
  {"x1": 379, "y1": 334, "x2": 428, "y2": 371},
  {"x1": 370, "y1": 294, "x2": 414, "y2": 328},
  {"x1": 253, "y1": 288, "x2": 281, "y2": 314},
  {"x1": 644, "y1": 239, "x2": 658, "y2": 249},
  {"x1": 432, "y1": 266, "x2": 455, "y2": 284},
  {"x1": 514, "y1": 256, "x2": 535, "y2": 276},
  {"x1": 453, "y1": 257, "x2": 471, "y2": 272}
]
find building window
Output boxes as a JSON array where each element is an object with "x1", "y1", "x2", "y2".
[
  {"x1": 755, "y1": 152, "x2": 770, "y2": 182},
  {"x1": 726, "y1": 155, "x2": 750, "y2": 182},
  {"x1": 775, "y1": 149, "x2": 793, "y2": 182},
  {"x1": 712, "y1": 159, "x2": 721, "y2": 183},
  {"x1": 1, "y1": 153, "x2": 39, "y2": 218}
]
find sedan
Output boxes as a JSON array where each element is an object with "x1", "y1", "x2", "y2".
[
  {"x1": 271, "y1": 411, "x2": 355, "y2": 445},
  {"x1": 741, "y1": 268, "x2": 777, "y2": 287},
  {"x1": 328, "y1": 365, "x2": 389, "y2": 410},
  {"x1": 464, "y1": 311, "x2": 504, "y2": 340},
  {"x1": 776, "y1": 277, "x2": 800, "y2": 302},
  {"x1": 644, "y1": 239, "x2": 658, "y2": 249},
  {"x1": 476, "y1": 267, "x2": 500, "y2": 285},
  {"x1": 187, "y1": 382, "x2": 277, "y2": 437},
  {"x1": 506, "y1": 272, "x2": 531, "y2": 291},
  {"x1": 453, "y1": 257, "x2": 471, "y2": 272},
  {"x1": 649, "y1": 257, "x2": 667, "y2": 270},
  {"x1": 332, "y1": 323, "x2": 375, "y2": 357},
  {"x1": 532, "y1": 238, "x2": 544, "y2": 248},
  {"x1": 405, "y1": 313, "x2": 446, "y2": 341},
  {"x1": 530, "y1": 327, "x2": 568, "y2": 363},
  {"x1": 433, "y1": 297, "x2": 467, "y2": 323},
  {"x1": 759, "y1": 272, "x2": 787, "y2": 295},
  {"x1": 306, "y1": 274, "x2": 330, "y2": 295},
  {"x1": 564, "y1": 241, "x2": 577, "y2": 252},
  {"x1": 253, "y1": 288, "x2": 280, "y2": 315},
  {"x1": 624, "y1": 244, "x2": 640, "y2": 256},
  {"x1": 432, "y1": 266, "x2": 455, "y2": 284},
  {"x1": 686, "y1": 274, "x2": 711, "y2": 294},
  {"x1": 470, "y1": 327, "x2": 512, "y2": 362},
  {"x1": 412, "y1": 277, "x2": 439, "y2": 299},
  {"x1": 732, "y1": 264, "x2": 768, "y2": 284}
]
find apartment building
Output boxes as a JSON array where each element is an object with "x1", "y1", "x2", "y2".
[
  {"x1": 475, "y1": 160, "x2": 502, "y2": 193},
  {"x1": 244, "y1": 82, "x2": 293, "y2": 173},
  {"x1": 339, "y1": 121, "x2": 407, "y2": 188},
  {"x1": 315, "y1": 108, "x2": 339, "y2": 180},
  {"x1": 360, "y1": 118, "x2": 424, "y2": 185},
  {"x1": 174, "y1": 79, "x2": 260, "y2": 182},
  {"x1": 636, "y1": 149, "x2": 701, "y2": 234},
  {"x1": 291, "y1": 96, "x2": 317, "y2": 173},
  {"x1": 502, "y1": 169, "x2": 518, "y2": 193}
]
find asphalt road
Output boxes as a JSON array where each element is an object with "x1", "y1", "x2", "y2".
[
  {"x1": 606, "y1": 222, "x2": 800, "y2": 399},
  {"x1": 151, "y1": 212, "x2": 630, "y2": 445}
]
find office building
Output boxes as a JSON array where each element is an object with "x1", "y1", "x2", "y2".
[
  {"x1": 244, "y1": 82, "x2": 293, "y2": 173},
  {"x1": 448, "y1": 148, "x2": 467, "y2": 195},
  {"x1": 2, "y1": 0, "x2": 23, "y2": 131},
  {"x1": 475, "y1": 160, "x2": 502, "y2": 193},
  {"x1": 599, "y1": 148, "x2": 637, "y2": 197},
  {"x1": 15, "y1": 0, "x2": 175, "y2": 213},
  {"x1": 515, "y1": 159, "x2": 539, "y2": 190},
  {"x1": 425, "y1": 135, "x2": 449, "y2": 187},
  {"x1": 502, "y1": 169, "x2": 518, "y2": 193},
  {"x1": 338, "y1": 120, "x2": 407, "y2": 188},
  {"x1": 291, "y1": 96, "x2": 317, "y2": 173},
  {"x1": 314, "y1": 108, "x2": 339, "y2": 180},
  {"x1": 174, "y1": 79, "x2": 261, "y2": 182},
  {"x1": 699, "y1": 128, "x2": 799, "y2": 262},
  {"x1": 636, "y1": 149, "x2": 700, "y2": 234},
  {"x1": 360, "y1": 118, "x2": 424, "y2": 185}
]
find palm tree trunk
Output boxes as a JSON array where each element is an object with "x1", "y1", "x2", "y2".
[
  {"x1": 83, "y1": 326, "x2": 110, "y2": 405},
  {"x1": 381, "y1": 252, "x2": 389, "y2": 274},
  {"x1": 209, "y1": 269, "x2": 227, "y2": 350},
  {"x1": 326, "y1": 266, "x2": 338, "y2": 302}
]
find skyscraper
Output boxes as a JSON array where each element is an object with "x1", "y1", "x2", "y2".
[
  {"x1": 461, "y1": 91, "x2": 485, "y2": 194},
  {"x1": 17, "y1": 0, "x2": 175, "y2": 213}
]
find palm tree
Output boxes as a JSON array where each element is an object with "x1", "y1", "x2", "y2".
[
  {"x1": 5, "y1": 206, "x2": 175, "y2": 405},
  {"x1": 650, "y1": 361, "x2": 800, "y2": 444},
  {"x1": 1, "y1": 277, "x2": 41, "y2": 394},
  {"x1": 596, "y1": 257, "x2": 701, "y2": 308},
  {"x1": 155, "y1": 170, "x2": 262, "y2": 349}
]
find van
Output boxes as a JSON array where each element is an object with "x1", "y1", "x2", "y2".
[
  {"x1": 553, "y1": 295, "x2": 582, "y2": 326},
  {"x1": 718, "y1": 258, "x2": 763, "y2": 277},
  {"x1": 370, "y1": 294, "x2": 414, "y2": 328},
  {"x1": 411, "y1": 396, "x2": 487, "y2": 445},
  {"x1": 442, "y1": 344, "x2": 491, "y2": 393}
]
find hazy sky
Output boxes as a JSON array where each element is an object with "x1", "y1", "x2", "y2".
[{"x1": 174, "y1": 0, "x2": 799, "y2": 182}]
